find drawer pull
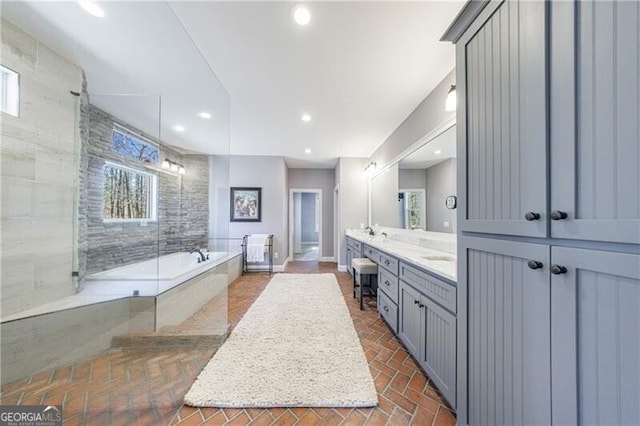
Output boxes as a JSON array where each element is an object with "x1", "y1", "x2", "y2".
[
  {"x1": 527, "y1": 260, "x2": 543, "y2": 270},
  {"x1": 550, "y1": 210, "x2": 568, "y2": 220},
  {"x1": 418, "y1": 303, "x2": 425, "y2": 308},
  {"x1": 414, "y1": 299, "x2": 419, "y2": 304},
  {"x1": 383, "y1": 305, "x2": 389, "y2": 313},
  {"x1": 384, "y1": 259, "x2": 390, "y2": 266},
  {"x1": 525, "y1": 212, "x2": 541, "y2": 221},
  {"x1": 551, "y1": 264, "x2": 568, "y2": 275},
  {"x1": 385, "y1": 280, "x2": 390, "y2": 286}
]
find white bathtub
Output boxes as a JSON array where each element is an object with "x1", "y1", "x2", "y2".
[{"x1": 83, "y1": 251, "x2": 230, "y2": 296}]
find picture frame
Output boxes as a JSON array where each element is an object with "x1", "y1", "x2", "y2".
[{"x1": 230, "y1": 187, "x2": 262, "y2": 222}]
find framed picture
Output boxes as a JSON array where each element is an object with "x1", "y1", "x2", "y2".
[{"x1": 230, "y1": 187, "x2": 262, "y2": 222}]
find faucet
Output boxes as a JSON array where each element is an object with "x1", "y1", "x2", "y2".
[
  {"x1": 190, "y1": 249, "x2": 207, "y2": 263},
  {"x1": 365, "y1": 226, "x2": 375, "y2": 236}
]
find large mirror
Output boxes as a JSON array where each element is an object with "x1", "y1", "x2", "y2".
[{"x1": 370, "y1": 124, "x2": 456, "y2": 233}]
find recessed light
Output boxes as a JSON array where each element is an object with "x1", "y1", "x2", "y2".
[
  {"x1": 301, "y1": 114, "x2": 311, "y2": 122},
  {"x1": 292, "y1": 4, "x2": 311, "y2": 26},
  {"x1": 174, "y1": 125, "x2": 185, "y2": 132},
  {"x1": 78, "y1": 0, "x2": 105, "y2": 17},
  {"x1": 198, "y1": 112, "x2": 211, "y2": 119},
  {"x1": 434, "y1": 150, "x2": 442, "y2": 155},
  {"x1": 305, "y1": 148, "x2": 311, "y2": 154}
]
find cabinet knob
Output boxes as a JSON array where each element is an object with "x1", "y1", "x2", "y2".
[
  {"x1": 385, "y1": 280, "x2": 390, "y2": 286},
  {"x1": 385, "y1": 259, "x2": 390, "y2": 266},
  {"x1": 383, "y1": 306, "x2": 389, "y2": 313},
  {"x1": 550, "y1": 210, "x2": 568, "y2": 220},
  {"x1": 527, "y1": 260, "x2": 543, "y2": 270},
  {"x1": 551, "y1": 264, "x2": 568, "y2": 275},
  {"x1": 419, "y1": 303, "x2": 425, "y2": 308},
  {"x1": 414, "y1": 299, "x2": 419, "y2": 305},
  {"x1": 525, "y1": 212, "x2": 541, "y2": 221}
]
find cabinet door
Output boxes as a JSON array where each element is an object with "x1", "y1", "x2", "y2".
[
  {"x1": 551, "y1": 247, "x2": 640, "y2": 425},
  {"x1": 421, "y1": 296, "x2": 456, "y2": 409},
  {"x1": 457, "y1": 0, "x2": 547, "y2": 237},
  {"x1": 459, "y1": 236, "x2": 551, "y2": 425},
  {"x1": 550, "y1": 1, "x2": 640, "y2": 244},
  {"x1": 398, "y1": 282, "x2": 423, "y2": 358}
]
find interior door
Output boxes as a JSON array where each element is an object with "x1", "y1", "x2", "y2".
[{"x1": 551, "y1": 247, "x2": 640, "y2": 425}]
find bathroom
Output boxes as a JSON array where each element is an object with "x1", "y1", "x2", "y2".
[{"x1": 1, "y1": 1, "x2": 638, "y2": 425}]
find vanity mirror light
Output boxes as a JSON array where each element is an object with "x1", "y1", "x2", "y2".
[{"x1": 370, "y1": 124, "x2": 457, "y2": 234}]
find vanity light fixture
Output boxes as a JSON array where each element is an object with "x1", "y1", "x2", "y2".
[
  {"x1": 445, "y1": 84, "x2": 457, "y2": 112},
  {"x1": 161, "y1": 158, "x2": 186, "y2": 175},
  {"x1": 174, "y1": 125, "x2": 185, "y2": 132},
  {"x1": 364, "y1": 161, "x2": 377, "y2": 176},
  {"x1": 301, "y1": 114, "x2": 311, "y2": 122},
  {"x1": 292, "y1": 4, "x2": 311, "y2": 26},
  {"x1": 198, "y1": 112, "x2": 212, "y2": 119},
  {"x1": 78, "y1": 0, "x2": 105, "y2": 17}
]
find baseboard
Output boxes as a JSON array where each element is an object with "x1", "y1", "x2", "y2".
[
  {"x1": 320, "y1": 257, "x2": 336, "y2": 262},
  {"x1": 338, "y1": 264, "x2": 347, "y2": 272},
  {"x1": 272, "y1": 257, "x2": 290, "y2": 272}
]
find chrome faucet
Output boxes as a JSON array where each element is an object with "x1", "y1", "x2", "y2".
[
  {"x1": 190, "y1": 249, "x2": 207, "y2": 263},
  {"x1": 365, "y1": 226, "x2": 375, "y2": 236}
]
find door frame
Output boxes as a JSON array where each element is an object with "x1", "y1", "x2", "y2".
[{"x1": 289, "y1": 188, "x2": 323, "y2": 260}]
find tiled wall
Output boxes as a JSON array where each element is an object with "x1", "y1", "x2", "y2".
[
  {"x1": 0, "y1": 19, "x2": 83, "y2": 316},
  {"x1": 81, "y1": 106, "x2": 209, "y2": 278}
]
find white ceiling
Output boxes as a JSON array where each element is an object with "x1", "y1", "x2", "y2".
[{"x1": 2, "y1": 1, "x2": 463, "y2": 168}]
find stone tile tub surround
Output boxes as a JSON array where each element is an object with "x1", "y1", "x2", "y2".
[
  {"x1": 81, "y1": 105, "x2": 210, "y2": 283},
  {"x1": 346, "y1": 228, "x2": 457, "y2": 281}
]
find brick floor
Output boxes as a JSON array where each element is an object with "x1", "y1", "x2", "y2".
[{"x1": 0, "y1": 262, "x2": 455, "y2": 425}]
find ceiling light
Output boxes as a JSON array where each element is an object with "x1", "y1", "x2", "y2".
[
  {"x1": 301, "y1": 114, "x2": 311, "y2": 122},
  {"x1": 445, "y1": 84, "x2": 456, "y2": 112},
  {"x1": 435, "y1": 150, "x2": 442, "y2": 155},
  {"x1": 174, "y1": 125, "x2": 185, "y2": 132},
  {"x1": 305, "y1": 148, "x2": 311, "y2": 154},
  {"x1": 292, "y1": 4, "x2": 311, "y2": 26},
  {"x1": 78, "y1": 0, "x2": 105, "y2": 17},
  {"x1": 198, "y1": 112, "x2": 211, "y2": 119}
]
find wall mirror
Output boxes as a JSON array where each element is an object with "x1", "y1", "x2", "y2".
[{"x1": 370, "y1": 124, "x2": 457, "y2": 233}]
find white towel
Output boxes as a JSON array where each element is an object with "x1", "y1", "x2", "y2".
[{"x1": 246, "y1": 234, "x2": 268, "y2": 263}]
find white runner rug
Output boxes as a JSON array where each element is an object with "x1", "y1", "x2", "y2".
[{"x1": 184, "y1": 273, "x2": 378, "y2": 408}]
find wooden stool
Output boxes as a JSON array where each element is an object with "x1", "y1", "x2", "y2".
[{"x1": 351, "y1": 257, "x2": 378, "y2": 310}]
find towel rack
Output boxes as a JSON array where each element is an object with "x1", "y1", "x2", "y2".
[{"x1": 241, "y1": 234, "x2": 274, "y2": 274}]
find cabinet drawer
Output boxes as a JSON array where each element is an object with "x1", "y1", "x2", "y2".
[
  {"x1": 347, "y1": 238, "x2": 362, "y2": 252},
  {"x1": 399, "y1": 262, "x2": 456, "y2": 313},
  {"x1": 378, "y1": 252, "x2": 399, "y2": 275},
  {"x1": 364, "y1": 245, "x2": 379, "y2": 261},
  {"x1": 378, "y1": 268, "x2": 398, "y2": 304},
  {"x1": 377, "y1": 290, "x2": 397, "y2": 333}
]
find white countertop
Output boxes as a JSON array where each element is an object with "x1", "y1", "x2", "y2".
[{"x1": 346, "y1": 230, "x2": 457, "y2": 283}]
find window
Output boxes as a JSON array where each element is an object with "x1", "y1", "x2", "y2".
[
  {"x1": 103, "y1": 163, "x2": 157, "y2": 221},
  {"x1": 112, "y1": 125, "x2": 159, "y2": 163},
  {"x1": 1, "y1": 65, "x2": 20, "y2": 117},
  {"x1": 400, "y1": 190, "x2": 426, "y2": 230}
]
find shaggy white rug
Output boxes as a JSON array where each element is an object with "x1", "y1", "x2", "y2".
[{"x1": 183, "y1": 273, "x2": 378, "y2": 408}]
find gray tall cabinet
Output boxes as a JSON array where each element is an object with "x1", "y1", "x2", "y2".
[{"x1": 443, "y1": 1, "x2": 640, "y2": 424}]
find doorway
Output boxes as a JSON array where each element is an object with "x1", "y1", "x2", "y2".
[{"x1": 289, "y1": 189, "x2": 322, "y2": 261}]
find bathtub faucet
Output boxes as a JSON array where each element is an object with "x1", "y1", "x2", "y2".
[{"x1": 190, "y1": 249, "x2": 207, "y2": 263}]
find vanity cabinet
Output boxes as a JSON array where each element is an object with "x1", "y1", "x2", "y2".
[
  {"x1": 398, "y1": 266, "x2": 457, "y2": 408},
  {"x1": 446, "y1": 0, "x2": 640, "y2": 423},
  {"x1": 345, "y1": 237, "x2": 362, "y2": 276}
]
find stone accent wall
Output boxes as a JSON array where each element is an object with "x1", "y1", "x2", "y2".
[{"x1": 81, "y1": 105, "x2": 209, "y2": 276}]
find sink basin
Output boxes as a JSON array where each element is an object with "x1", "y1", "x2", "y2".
[{"x1": 421, "y1": 255, "x2": 455, "y2": 262}]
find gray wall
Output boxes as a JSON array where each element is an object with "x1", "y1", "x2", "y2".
[
  {"x1": 83, "y1": 106, "x2": 209, "y2": 275},
  {"x1": 399, "y1": 169, "x2": 427, "y2": 191},
  {"x1": 300, "y1": 192, "x2": 318, "y2": 243},
  {"x1": 208, "y1": 154, "x2": 230, "y2": 251},
  {"x1": 336, "y1": 158, "x2": 369, "y2": 266},
  {"x1": 288, "y1": 168, "x2": 335, "y2": 258},
  {"x1": 369, "y1": 69, "x2": 456, "y2": 170},
  {"x1": 229, "y1": 155, "x2": 288, "y2": 265},
  {"x1": 370, "y1": 164, "x2": 400, "y2": 228},
  {"x1": 426, "y1": 158, "x2": 456, "y2": 233},
  {"x1": 0, "y1": 19, "x2": 83, "y2": 316}
]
